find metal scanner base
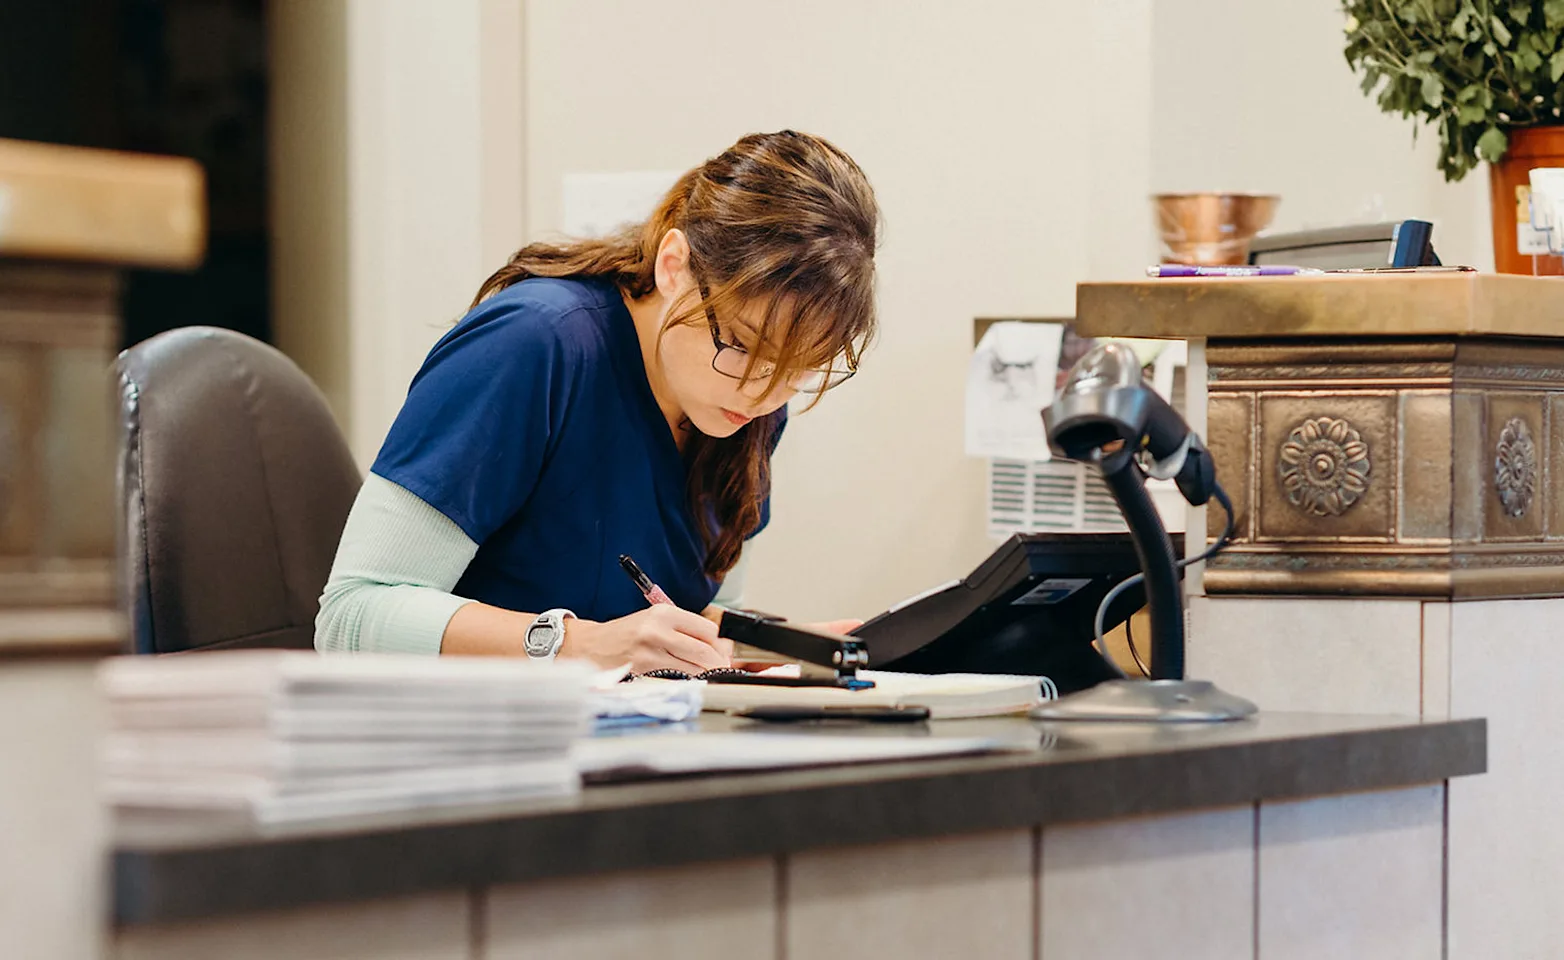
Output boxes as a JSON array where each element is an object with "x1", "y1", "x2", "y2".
[{"x1": 1030, "y1": 679, "x2": 1258, "y2": 723}]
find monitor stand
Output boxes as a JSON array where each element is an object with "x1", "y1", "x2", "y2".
[{"x1": 1030, "y1": 678, "x2": 1258, "y2": 723}]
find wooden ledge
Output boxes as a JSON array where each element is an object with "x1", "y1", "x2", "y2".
[
  {"x1": 0, "y1": 138, "x2": 205, "y2": 269},
  {"x1": 0, "y1": 608, "x2": 125, "y2": 661},
  {"x1": 1076, "y1": 273, "x2": 1564, "y2": 340}
]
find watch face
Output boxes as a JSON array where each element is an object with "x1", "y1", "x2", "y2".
[{"x1": 524, "y1": 618, "x2": 558, "y2": 657}]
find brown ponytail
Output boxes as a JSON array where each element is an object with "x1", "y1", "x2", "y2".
[{"x1": 471, "y1": 131, "x2": 880, "y2": 580}]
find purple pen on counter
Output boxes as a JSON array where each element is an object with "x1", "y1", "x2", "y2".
[{"x1": 1147, "y1": 264, "x2": 1323, "y2": 278}]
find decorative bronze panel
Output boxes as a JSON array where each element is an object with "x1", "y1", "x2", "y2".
[
  {"x1": 1400, "y1": 391, "x2": 1454, "y2": 542},
  {"x1": 1256, "y1": 394, "x2": 1396, "y2": 542},
  {"x1": 1451, "y1": 390, "x2": 1485, "y2": 543},
  {"x1": 1494, "y1": 418, "x2": 1537, "y2": 519},
  {"x1": 1205, "y1": 393, "x2": 1253, "y2": 542},
  {"x1": 1277, "y1": 417, "x2": 1372, "y2": 517},
  {"x1": 1483, "y1": 395, "x2": 1547, "y2": 541},
  {"x1": 1203, "y1": 337, "x2": 1564, "y2": 599},
  {"x1": 1549, "y1": 394, "x2": 1564, "y2": 539}
]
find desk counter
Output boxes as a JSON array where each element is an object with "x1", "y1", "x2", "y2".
[{"x1": 113, "y1": 711, "x2": 1482, "y2": 960}]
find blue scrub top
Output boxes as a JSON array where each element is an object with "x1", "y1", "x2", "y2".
[{"x1": 371, "y1": 277, "x2": 782, "y2": 620}]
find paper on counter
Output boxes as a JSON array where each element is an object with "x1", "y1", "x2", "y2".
[
  {"x1": 964, "y1": 321, "x2": 1064, "y2": 461},
  {"x1": 573, "y1": 732, "x2": 1017, "y2": 782}
]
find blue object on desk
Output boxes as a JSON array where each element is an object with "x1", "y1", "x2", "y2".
[
  {"x1": 592, "y1": 716, "x2": 702, "y2": 736},
  {"x1": 593, "y1": 714, "x2": 669, "y2": 732}
]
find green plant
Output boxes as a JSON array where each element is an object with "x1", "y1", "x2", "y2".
[{"x1": 1343, "y1": 0, "x2": 1564, "y2": 181}]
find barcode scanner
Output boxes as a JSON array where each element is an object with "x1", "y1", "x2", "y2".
[
  {"x1": 1044, "y1": 341, "x2": 1216, "y2": 509},
  {"x1": 1036, "y1": 342, "x2": 1255, "y2": 722}
]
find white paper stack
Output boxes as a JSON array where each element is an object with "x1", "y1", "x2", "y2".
[{"x1": 101, "y1": 651, "x2": 595, "y2": 824}]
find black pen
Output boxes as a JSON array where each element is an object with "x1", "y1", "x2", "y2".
[{"x1": 733, "y1": 705, "x2": 931, "y2": 724}]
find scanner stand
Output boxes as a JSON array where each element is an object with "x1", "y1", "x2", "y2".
[
  {"x1": 1028, "y1": 447, "x2": 1257, "y2": 723},
  {"x1": 1031, "y1": 678, "x2": 1257, "y2": 722}
]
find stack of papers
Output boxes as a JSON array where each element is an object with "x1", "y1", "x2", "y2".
[
  {"x1": 101, "y1": 651, "x2": 594, "y2": 824},
  {"x1": 687, "y1": 670, "x2": 1052, "y2": 719}
]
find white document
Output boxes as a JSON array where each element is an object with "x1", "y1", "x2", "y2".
[
  {"x1": 573, "y1": 732, "x2": 1014, "y2": 781},
  {"x1": 562, "y1": 171, "x2": 681, "y2": 237},
  {"x1": 964, "y1": 321, "x2": 1064, "y2": 461}
]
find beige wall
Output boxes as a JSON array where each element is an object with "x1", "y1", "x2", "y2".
[
  {"x1": 270, "y1": 0, "x2": 526, "y2": 460},
  {"x1": 270, "y1": 0, "x2": 1498, "y2": 622},
  {"x1": 269, "y1": 0, "x2": 352, "y2": 427}
]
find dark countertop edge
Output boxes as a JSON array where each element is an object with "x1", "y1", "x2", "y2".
[{"x1": 113, "y1": 717, "x2": 1485, "y2": 927}]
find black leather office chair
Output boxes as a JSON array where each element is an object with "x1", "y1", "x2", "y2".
[{"x1": 116, "y1": 326, "x2": 361, "y2": 654}]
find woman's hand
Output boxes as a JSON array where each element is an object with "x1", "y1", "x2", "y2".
[{"x1": 559, "y1": 606, "x2": 734, "y2": 674}]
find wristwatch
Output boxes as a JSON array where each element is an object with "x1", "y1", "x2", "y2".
[{"x1": 524, "y1": 608, "x2": 576, "y2": 660}]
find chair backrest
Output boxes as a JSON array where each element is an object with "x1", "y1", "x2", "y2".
[{"x1": 116, "y1": 327, "x2": 361, "y2": 654}]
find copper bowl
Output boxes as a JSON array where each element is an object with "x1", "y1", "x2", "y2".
[{"x1": 1154, "y1": 193, "x2": 1281, "y2": 265}]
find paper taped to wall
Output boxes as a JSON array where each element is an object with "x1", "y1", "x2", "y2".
[{"x1": 964, "y1": 321, "x2": 1064, "y2": 461}]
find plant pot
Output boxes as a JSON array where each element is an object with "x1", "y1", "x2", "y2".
[{"x1": 1488, "y1": 125, "x2": 1564, "y2": 275}]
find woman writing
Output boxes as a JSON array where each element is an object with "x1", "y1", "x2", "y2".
[{"x1": 315, "y1": 130, "x2": 878, "y2": 673}]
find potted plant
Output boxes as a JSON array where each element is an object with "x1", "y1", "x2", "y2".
[{"x1": 1343, "y1": 0, "x2": 1564, "y2": 273}]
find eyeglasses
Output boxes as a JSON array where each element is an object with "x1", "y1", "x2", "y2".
[{"x1": 696, "y1": 280, "x2": 856, "y2": 394}]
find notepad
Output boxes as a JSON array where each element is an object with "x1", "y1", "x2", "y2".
[{"x1": 635, "y1": 670, "x2": 1052, "y2": 719}]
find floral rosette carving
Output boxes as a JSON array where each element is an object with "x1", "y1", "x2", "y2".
[
  {"x1": 1278, "y1": 416, "x2": 1371, "y2": 517},
  {"x1": 1494, "y1": 417, "x2": 1536, "y2": 519}
]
